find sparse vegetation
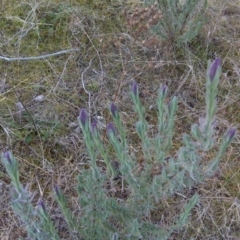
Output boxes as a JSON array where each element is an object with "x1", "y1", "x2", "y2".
[
  {"x1": 0, "y1": 0, "x2": 240, "y2": 239},
  {"x1": 143, "y1": 0, "x2": 207, "y2": 46}
]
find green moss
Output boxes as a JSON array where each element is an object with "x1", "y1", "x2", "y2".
[{"x1": 223, "y1": 170, "x2": 240, "y2": 198}]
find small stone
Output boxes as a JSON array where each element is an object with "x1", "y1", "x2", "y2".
[
  {"x1": 16, "y1": 102, "x2": 24, "y2": 111},
  {"x1": 34, "y1": 95, "x2": 44, "y2": 102}
]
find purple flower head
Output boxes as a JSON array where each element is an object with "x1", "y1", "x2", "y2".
[
  {"x1": 110, "y1": 103, "x2": 118, "y2": 118},
  {"x1": 161, "y1": 84, "x2": 167, "y2": 95},
  {"x1": 38, "y1": 200, "x2": 46, "y2": 213},
  {"x1": 132, "y1": 82, "x2": 138, "y2": 97},
  {"x1": 91, "y1": 119, "x2": 98, "y2": 135},
  {"x1": 209, "y1": 58, "x2": 221, "y2": 82},
  {"x1": 79, "y1": 108, "x2": 88, "y2": 127},
  {"x1": 4, "y1": 151, "x2": 12, "y2": 165},
  {"x1": 54, "y1": 185, "x2": 61, "y2": 198},
  {"x1": 227, "y1": 128, "x2": 236, "y2": 141},
  {"x1": 107, "y1": 122, "x2": 115, "y2": 136}
]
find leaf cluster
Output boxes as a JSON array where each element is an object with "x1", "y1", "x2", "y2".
[{"x1": 144, "y1": 0, "x2": 207, "y2": 46}]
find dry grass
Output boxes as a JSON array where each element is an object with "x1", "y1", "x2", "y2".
[{"x1": 0, "y1": 0, "x2": 240, "y2": 239}]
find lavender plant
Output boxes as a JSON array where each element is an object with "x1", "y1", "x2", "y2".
[
  {"x1": 1, "y1": 59, "x2": 236, "y2": 239},
  {"x1": 1, "y1": 151, "x2": 60, "y2": 240},
  {"x1": 144, "y1": 0, "x2": 207, "y2": 46}
]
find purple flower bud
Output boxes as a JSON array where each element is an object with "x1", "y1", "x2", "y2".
[
  {"x1": 91, "y1": 119, "x2": 98, "y2": 135},
  {"x1": 227, "y1": 128, "x2": 236, "y2": 141},
  {"x1": 54, "y1": 185, "x2": 61, "y2": 198},
  {"x1": 107, "y1": 123, "x2": 115, "y2": 136},
  {"x1": 161, "y1": 84, "x2": 167, "y2": 95},
  {"x1": 79, "y1": 108, "x2": 88, "y2": 127},
  {"x1": 110, "y1": 103, "x2": 118, "y2": 118},
  {"x1": 209, "y1": 58, "x2": 221, "y2": 82},
  {"x1": 38, "y1": 200, "x2": 46, "y2": 213},
  {"x1": 132, "y1": 82, "x2": 138, "y2": 97},
  {"x1": 4, "y1": 151, "x2": 12, "y2": 165}
]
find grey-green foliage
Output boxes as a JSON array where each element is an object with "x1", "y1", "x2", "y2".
[
  {"x1": 74, "y1": 58, "x2": 235, "y2": 239},
  {"x1": 1, "y1": 59, "x2": 236, "y2": 239},
  {"x1": 1, "y1": 152, "x2": 60, "y2": 240},
  {"x1": 144, "y1": 0, "x2": 207, "y2": 45}
]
